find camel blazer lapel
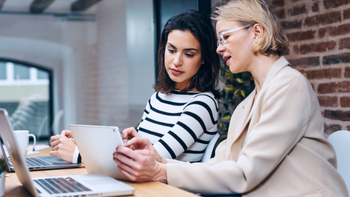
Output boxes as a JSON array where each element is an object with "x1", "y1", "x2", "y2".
[{"x1": 225, "y1": 57, "x2": 290, "y2": 160}]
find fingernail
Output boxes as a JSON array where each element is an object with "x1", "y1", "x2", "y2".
[
  {"x1": 122, "y1": 134, "x2": 125, "y2": 138},
  {"x1": 116, "y1": 146, "x2": 118, "y2": 151}
]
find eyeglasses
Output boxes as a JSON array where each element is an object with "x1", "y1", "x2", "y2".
[{"x1": 217, "y1": 25, "x2": 252, "y2": 48}]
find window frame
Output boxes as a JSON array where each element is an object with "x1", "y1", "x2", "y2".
[{"x1": 0, "y1": 57, "x2": 54, "y2": 139}]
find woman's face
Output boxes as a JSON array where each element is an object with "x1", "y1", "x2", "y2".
[
  {"x1": 164, "y1": 30, "x2": 203, "y2": 90},
  {"x1": 216, "y1": 20, "x2": 254, "y2": 74}
]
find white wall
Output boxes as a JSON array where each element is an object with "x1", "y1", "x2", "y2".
[{"x1": 0, "y1": 0, "x2": 156, "y2": 133}]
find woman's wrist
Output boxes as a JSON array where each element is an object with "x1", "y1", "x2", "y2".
[{"x1": 154, "y1": 163, "x2": 167, "y2": 183}]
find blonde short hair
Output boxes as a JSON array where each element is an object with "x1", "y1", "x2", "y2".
[{"x1": 212, "y1": 0, "x2": 288, "y2": 56}]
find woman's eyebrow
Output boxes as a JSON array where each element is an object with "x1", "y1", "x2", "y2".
[{"x1": 168, "y1": 42, "x2": 199, "y2": 52}]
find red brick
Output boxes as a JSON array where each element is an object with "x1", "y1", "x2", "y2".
[
  {"x1": 318, "y1": 81, "x2": 350, "y2": 93},
  {"x1": 312, "y1": 2, "x2": 319, "y2": 12},
  {"x1": 305, "y1": 68, "x2": 341, "y2": 79},
  {"x1": 323, "y1": 52, "x2": 350, "y2": 65},
  {"x1": 274, "y1": 8, "x2": 286, "y2": 19},
  {"x1": 340, "y1": 96, "x2": 350, "y2": 107},
  {"x1": 324, "y1": 124, "x2": 342, "y2": 135},
  {"x1": 319, "y1": 28, "x2": 327, "y2": 38},
  {"x1": 271, "y1": 0, "x2": 284, "y2": 7},
  {"x1": 288, "y1": 5, "x2": 307, "y2": 16},
  {"x1": 287, "y1": 30, "x2": 315, "y2": 41},
  {"x1": 293, "y1": 45, "x2": 299, "y2": 54},
  {"x1": 324, "y1": 0, "x2": 350, "y2": 9},
  {"x1": 339, "y1": 37, "x2": 350, "y2": 49},
  {"x1": 283, "y1": 47, "x2": 290, "y2": 55},
  {"x1": 300, "y1": 41, "x2": 336, "y2": 54},
  {"x1": 345, "y1": 67, "x2": 350, "y2": 78},
  {"x1": 304, "y1": 12, "x2": 341, "y2": 27},
  {"x1": 281, "y1": 20, "x2": 302, "y2": 30},
  {"x1": 288, "y1": 57, "x2": 320, "y2": 68},
  {"x1": 318, "y1": 96, "x2": 338, "y2": 107},
  {"x1": 345, "y1": 8, "x2": 350, "y2": 20},
  {"x1": 324, "y1": 110, "x2": 350, "y2": 121},
  {"x1": 319, "y1": 24, "x2": 350, "y2": 38}
]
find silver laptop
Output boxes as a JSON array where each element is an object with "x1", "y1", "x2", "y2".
[
  {"x1": 0, "y1": 139, "x2": 81, "y2": 172},
  {"x1": 70, "y1": 124, "x2": 127, "y2": 180},
  {"x1": 0, "y1": 109, "x2": 135, "y2": 197}
]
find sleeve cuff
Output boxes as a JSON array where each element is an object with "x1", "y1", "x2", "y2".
[{"x1": 72, "y1": 146, "x2": 80, "y2": 163}]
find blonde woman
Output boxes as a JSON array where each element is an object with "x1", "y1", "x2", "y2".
[{"x1": 113, "y1": 1, "x2": 348, "y2": 196}]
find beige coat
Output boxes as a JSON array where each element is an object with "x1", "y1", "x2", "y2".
[{"x1": 166, "y1": 57, "x2": 349, "y2": 197}]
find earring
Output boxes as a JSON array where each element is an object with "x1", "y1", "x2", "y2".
[{"x1": 254, "y1": 42, "x2": 258, "y2": 46}]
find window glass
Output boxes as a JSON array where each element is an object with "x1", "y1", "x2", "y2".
[
  {"x1": 0, "y1": 61, "x2": 51, "y2": 142},
  {"x1": 13, "y1": 64, "x2": 30, "y2": 80},
  {"x1": 37, "y1": 69, "x2": 49, "y2": 79},
  {"x1": 0, "y1": 62, "x2": 6, "y2": 79}
]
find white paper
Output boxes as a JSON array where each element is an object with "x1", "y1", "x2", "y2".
[{"x1": 27, "y1": 144, "x2": 50, "y2": 155}]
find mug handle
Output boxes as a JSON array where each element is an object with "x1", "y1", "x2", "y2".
[{"x1": 27, "y1": 134, "x2": 36, "y2": 151}]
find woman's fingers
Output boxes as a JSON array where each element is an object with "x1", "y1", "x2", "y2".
[
  {"x1": 125, "y1": 137, "x2": 151, "y2": 149},
  {"x1": 49, "y1": 135, "x2": 61, "y2": 145},
  {"x1": 61, "y1": 130, "x2": 73, "y2": 138},
  {"x1": 122, "y1": 127, "x2": 139, "y2": 139},
  {"x1": 115, "y1": 146, "x2": 141, "y2": 162}
]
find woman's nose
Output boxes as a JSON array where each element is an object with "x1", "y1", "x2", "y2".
[
  {"x1": 216, "y1": 44, "x2": 225, "y2": 55},
  {"x1": 173, "y1": 56, "x2": 182, "y2": 66}
]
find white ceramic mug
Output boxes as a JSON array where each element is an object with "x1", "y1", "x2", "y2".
[{"x1": 13, "y1": 130, "x2": 36, "y2": 157}]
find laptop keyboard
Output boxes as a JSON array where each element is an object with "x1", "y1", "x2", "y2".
[
  {"x1": 34, "y1": 177, "x2": 92, "y2": 194},
  {"x1": 8, "y1": 157, "x2": 51, "y2": 167},
  {"x1": 26, "y1": 157, "x2": 52, "y2": 167}
]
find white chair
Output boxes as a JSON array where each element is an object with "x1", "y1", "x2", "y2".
[
  {"x1": 201, "y1": 133, "x2": 220, "y2": 162},
  {"x1": 327, "y1": 130, "x2": 350, "y2": 193}
]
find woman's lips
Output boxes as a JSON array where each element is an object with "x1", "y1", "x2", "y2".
[
  {"x1": 226, "y1": 57, "x2": 231, "y2": 65},
  {"x1": 223, "y1": 56, "x2": 231, "y2": 65},
  {"x1": 171, "y1": 69, "x2": 184, "y2": 76}
]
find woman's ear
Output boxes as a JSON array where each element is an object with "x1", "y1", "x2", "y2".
[
  {"x1": 253, "y1": 24, "x2": 264, "y2": 42},
  {"x1": 201, "y1": 60, "x2": 205, "y2": 64}
]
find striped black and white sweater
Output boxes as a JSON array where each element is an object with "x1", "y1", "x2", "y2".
[{"x1": 137, "y1": 91, "x2": 218, "y2": 162}]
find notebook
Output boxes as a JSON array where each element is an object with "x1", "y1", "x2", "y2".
[
  {"x1": 69, "y1": 124, "x2": 127, "y2": 180},
  {"x1": 0, "y1": 108, "x2": 135, "y2": 197}
]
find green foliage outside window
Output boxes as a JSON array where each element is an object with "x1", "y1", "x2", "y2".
[{"x1": 217, "y1": 61, "x2": 255, "y2": 140}]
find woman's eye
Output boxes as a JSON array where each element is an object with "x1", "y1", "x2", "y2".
[
  {"x1": 185, "y1": 54, "x2": 194, "y2": 57},
  {"x1": 223, "y1": 35, "x2": 230, "y2": 40},
  {"x1": 168, "y1": 49, "x2": 175, "y2": 53}
]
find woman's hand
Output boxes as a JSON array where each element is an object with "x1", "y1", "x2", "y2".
[
  {"x1": 126, "y1": 137, "x2": 166, "y2": 163},
  {"x1": 122, "y1": 127, "x2": 140, "y2": 148},
  {"x1": 113, "y1": 137, "x2": 167, "y2": 183},
  {"x1": 49, "y1": 130, "x2": 76, "y2": 162}
]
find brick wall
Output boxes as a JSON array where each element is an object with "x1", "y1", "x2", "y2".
[
  {"x1": 212, "y1": 0, "x2": 350, "y2": 137},
  {"x1": 264, "y1": 0, "x2": 350, "y2": 136}
]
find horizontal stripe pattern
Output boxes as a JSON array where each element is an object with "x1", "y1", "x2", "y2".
[{"x1": 138, "y1": 91, "x2": 218, "y2": 162}]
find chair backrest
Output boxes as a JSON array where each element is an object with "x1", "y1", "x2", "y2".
[
  {"x1": 327, "y1": 130, "x2": 350, "y2": 193},
  {"x1": 201, "y1": 133, "x2": 220, "y2": 162}
]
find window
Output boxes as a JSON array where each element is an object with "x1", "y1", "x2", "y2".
[
  {"x1": 13, "y1": 64, "x2": 30, "y2": 80},
  {"x1": 0, "y1": 62, "x2": 6, "y2": 80},
  {"x1": 0, "y1": 60, "x2": 52, "y2": 142}
]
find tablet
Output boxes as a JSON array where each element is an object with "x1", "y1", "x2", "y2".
[{"x1": 70, "y1": 124, "x2": 127, "y2": 180}]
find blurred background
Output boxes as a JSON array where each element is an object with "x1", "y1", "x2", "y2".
[{"x1": 1, "y1": 0, "x2": 350, "y2": 144}]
